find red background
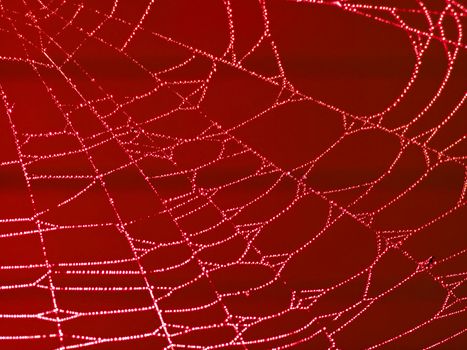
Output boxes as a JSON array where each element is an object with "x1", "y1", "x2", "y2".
[{"x1": 0, "y1": 0, "x2": 466, "y2": 349}]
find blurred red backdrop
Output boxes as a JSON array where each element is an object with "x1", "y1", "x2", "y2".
[{"x1": 0, "y1": 0, "x2": 465, "y2": 349}]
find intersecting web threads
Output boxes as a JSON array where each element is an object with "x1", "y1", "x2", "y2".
[{"x1": 0, "y1": 0, "x2": 466, "y2": 349}]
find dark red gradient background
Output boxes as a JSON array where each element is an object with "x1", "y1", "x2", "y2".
[{"x1": 0, "y1": 0, "x2": 466, "y2": 349}]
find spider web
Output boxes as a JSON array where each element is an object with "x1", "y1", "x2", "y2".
[{"x1": 0, "y1": 0, "x2": 466, "y2": 349}]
